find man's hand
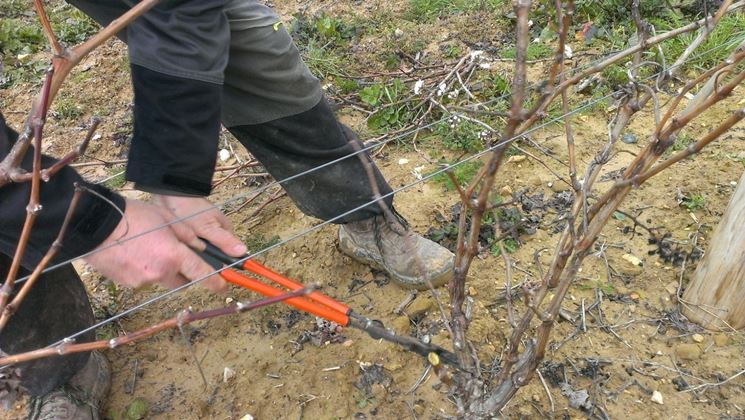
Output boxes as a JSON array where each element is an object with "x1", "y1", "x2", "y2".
[
  {"x1": 151, "y1": 194, "x2": 247, "y2": 258},
  {"x1": 84, "y1": 199, "x2": 230, "y2": 292}
]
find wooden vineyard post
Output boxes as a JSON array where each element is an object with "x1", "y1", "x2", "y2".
[{"x1": 682, "y1": 170, "x2": 745, "y2": 330}]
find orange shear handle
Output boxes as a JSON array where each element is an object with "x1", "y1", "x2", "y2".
[
  {"x1": 220, "y1": 269, "x2": 350, "y2": 326},
  {"x1": 242, "y1": 260, "x2": 350, "y2": 316}
]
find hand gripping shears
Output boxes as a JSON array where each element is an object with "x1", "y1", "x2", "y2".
[{"x1": 197, "y1": 240, "x2": 461, "y2": 369}]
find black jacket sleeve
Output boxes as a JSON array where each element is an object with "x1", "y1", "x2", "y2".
[
  {"x1": 125, "y1": 64, "x2": 222, "y2": 196},
  {"x1": 0, "y1": 114, "x2": 124, "y2": 270}
]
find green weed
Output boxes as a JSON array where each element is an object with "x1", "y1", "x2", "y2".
[
  {"x1": 290, "y1": 13, "x2": 361, "y2": 79},
  {"x1": 601, "y1": 64, "x2": 628, "y2": 89},
  {"x1": 434, "y1": 116, "x2": 488, "y2": 152},
  {"x1": 243, "y1": 234, "x2": 281, "y2": 254},
  {"x1": 432, "y1": 160, "x2": 483, "y2": 191},
  {"x1": 578, "y1": 280, "x2": 616, "y2": 295},
  {"x1": 441, "y1": 43, "x2": 462, "y2": 59},
  {"x1": 671, "y1": 132, "x2": 695, "y2": 152},
  {"x1": 490, "y1": 237, "x2": 518, "y2": 257},
  {"x1": 0, "y1": 3, "x2": 98, "y2": 87},
  {"x1": 0, "y1": 18, "x2": 43, "y2": 55},
  {"x1": 679, "y1": 192, "x2": 706, "y2": 212},
  {"x1": 52, "y1": 96, "x2": 84, "y2": 121},
  {"x1": 500, "y1": 43, "x2": 554, "y2": 61},
  {"x1": 360, "y1": 79, "x2": 413, "y2": 131},
  {"x1": 573, "y1": 0, "x2": 673, "y2": 26},
  {"x1": 301, "y1": 39, "x2": 344, "y2": 79},
  {"x1": 488, "y1": 73, "x2": 511, "y2": 97},
  {"x1": 653, "y1": 13, "x2": 745, "y2": 72},
  {"x1": 53, "y1": 95, "x2": 84, "y2": 120},
  {"x1": 408, "y1": 0, "x2": 501, "y2": 21},
  {"x1": 53, "y1": 8, "x2": 98, "y2": 45},
  {"x1": 312, "y1": 13, "x2": 360, "y2": 42},
  {"x1": 103, "y1": 171, "x2": 126, "y2": 190}
]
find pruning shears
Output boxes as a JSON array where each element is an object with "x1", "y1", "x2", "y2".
[{"x1": 196, "y1": 240, "x2": 461, "y2": 369}]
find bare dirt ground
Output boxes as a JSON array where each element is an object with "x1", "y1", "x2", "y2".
[{"x1": 2, "y1": 1, "x2": 745, "y2": 419}]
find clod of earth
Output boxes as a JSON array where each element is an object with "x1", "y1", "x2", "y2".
[{"x1": 675, "y1": 343, "x2": 703, "y2": 360}]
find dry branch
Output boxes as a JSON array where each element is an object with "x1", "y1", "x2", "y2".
[{"x1": 0, "y1": 287, "x2": 312, "y2": 367}]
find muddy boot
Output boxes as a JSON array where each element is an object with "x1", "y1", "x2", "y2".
[
  {"x1": 28, "y1": 352, "x2": 111, "y2": 420},
  {"x1": 339, "y1": 211, "x2": 454, "y2": 290}
]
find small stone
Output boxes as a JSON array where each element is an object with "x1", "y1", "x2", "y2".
[
  {"x1": 507, "y1": 155, "x2": 526, "y2": 164},
  {"x1": 387, "y1": 361, "x2": 403, "y2": 371},
  {"x1": 342, "y1": 339, "x2": 354, "y2": 347},
  {"x1": 665, "y1": 281, "x2": 679, "y2": 296},
  {"x1": 651, "y1": 390, "x2": 664, "y2": 404},
  {"x1": 223, "y1": 367, "x2": 236, "y2": 382},
  {"x1": 675, "y1": 343, "x2": 702, "y2": 360},
  {"x1": 621, "y1": 133, "x2": 638, "y2": 144},
  {"x1": 549, "y1": 181, "x2": 570, "y2": 193},
  {"x1": 613, "y1": 253, "x2": 643, "y2": 277},
  {"x1": 468, "y1": 286, "x2": 478, "y2": 297},
  {"x1": 500, "y1": 185, "x2": 513, "y2": 196},
  {"x1": 629, "y1": 291, "x2": 641, "y2": 301},
  {"x1": 407, "y1": 296, "x2": 433, "y2": 317},
  {"x1": 532, "y1": 394, "x2": 541, "y2": 402},
  {"x1": 391, "y1": 316, "x2": 410, "y2": 332},
  {"x1": 225, "y1": 297, "x2": 234, "y2": 304},
  {"x1": 622, "y1": 253, "x2": 643, "y2": 267},
  {"x1": 628, "y1": 304, "x2": 636, "y2": 313},
  {"x1": 691, "y1": 334, "x2": 704, "y2": 343},
  {"x1": 713, "y1": 334, "x2": 730, "y2": 347},
  {"x1": 219, "y1": 149, "x2": 230, "y2": 162},
  {"x1": 394, "y1": 28, "x2": 404, "y2": 38},
  {"x1": 239, "y1": 415, "x2": 255, "y2": 420}
]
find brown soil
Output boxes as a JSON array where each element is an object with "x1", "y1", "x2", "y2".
[{"x1": 2, "y1": 1, "x2": 745, "y2": 419}]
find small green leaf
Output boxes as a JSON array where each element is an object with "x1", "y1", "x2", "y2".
[
  {"x1": 612, "y1": 211, "x2": 626, "y2": 221},
  {"x1": 123, "y1": 397, "x2": 149, "y2": 420},
  {"x1": 359, "y1": 85, "x2": 382, "y2": 106}
]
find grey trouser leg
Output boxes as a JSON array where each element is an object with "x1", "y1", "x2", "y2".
[
  {"x1": 221, "y1": 16, "x2": 393, "y2": 222},
  {"x1": 229, "y1": 98, "x2": 394, "y2": 223},
  {"x1": 0, "y1": 254, "x2": 95, "y2": 396},
  {"x1": 69, "y1": 0, "x2": 394, "y2": 221}
]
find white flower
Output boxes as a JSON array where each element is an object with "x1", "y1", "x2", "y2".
[
  {"x1": 564, "y1": 44, "x2": 573, "y2": 59},
  {"x1": 469, "y1": 50, "x2": 484, "y2": 61},
  {"x1": 412, "y1": 165, "x2": 425, "y2": 180},
  {"x1": 414, "y1": 79, "x2": 424, "y2": 95},
  {"x1": 437, "y1": 82, "x2": 447, "y2": 96}
]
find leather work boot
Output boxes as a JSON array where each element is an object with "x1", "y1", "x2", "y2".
[
  {"x1": 339, "y1": 212, "x2": 454, "y2": 290},
  {"x1": 28, "y1": 352, "x2": 111, "y2": 420}
]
